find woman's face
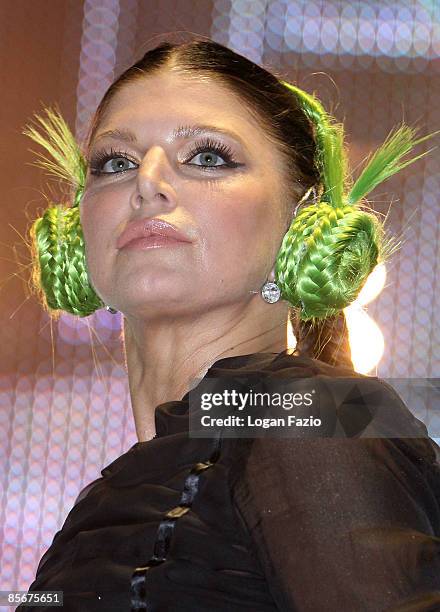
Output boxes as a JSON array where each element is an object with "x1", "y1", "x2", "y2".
[{"x1": 80, "y1": 71, "x2": 291, "y2": 318}]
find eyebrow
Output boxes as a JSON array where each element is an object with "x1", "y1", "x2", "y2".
[{"x1": 93, "y1": 124, "x2": 246, "y2": 147}]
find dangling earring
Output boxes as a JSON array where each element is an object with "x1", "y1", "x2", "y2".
[
  {"x1": 260, "y1": 281, "x2": 281, "y2": 303},
  {"x1": 105, "y1": 305, "x2": 118, "y2": 314}
]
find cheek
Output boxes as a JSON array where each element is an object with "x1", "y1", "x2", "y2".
[
  {"x1": 197, "y1": 182, "x2": 282, "y2": 272},
  {"x1": 79, "y1": 189, "x2": 124, "y2": 286},
  {"x1": 80, "y1": 188, "x2": 123, "y2": 248},
  {"x1": 79, "y1": 201, "x2": 96, "y2": 246},
  {"x1": 80, "y1": 192, "x2": 102, "y2": 243}
]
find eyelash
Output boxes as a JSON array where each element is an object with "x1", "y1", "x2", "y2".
[{"x1": 88, "y1": 137, "x2": 241, "y2": 176}]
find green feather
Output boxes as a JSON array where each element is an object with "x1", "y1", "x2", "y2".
[
  {"x1": 22, "y1": 105, "x2": 87, "y2": 193},
  {"x1": 348, "y1": 124, "x2": 439, "y2": 205},
  {"x1": 281, "y1": 80, "x2": 347, "y2": 208}
]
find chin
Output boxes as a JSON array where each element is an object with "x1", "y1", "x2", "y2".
[{"x1": 116, "y1": 290, "x2": 198, "y2": 318}]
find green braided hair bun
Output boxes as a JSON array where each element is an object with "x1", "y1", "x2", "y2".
[
  {"x1": 23, "y1": 107, "x2": 104, "y2": 318},
  {"x1": 276, "y1": 80, "x2": 436, "y2": 323},
  {"x1": 30, "y1": 204, "x2": 104, "y2": 317}
]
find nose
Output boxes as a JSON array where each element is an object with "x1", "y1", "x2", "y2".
[{"x1": 129, "y1": 145, "x2": 177, "y2": 213}]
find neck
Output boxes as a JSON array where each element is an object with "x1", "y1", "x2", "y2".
[{"x1": 123, "y1": 299, "x2": 290, "y2": 442}]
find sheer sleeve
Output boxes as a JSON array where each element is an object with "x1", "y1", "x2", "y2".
[{"x1": 231, "y1": 380, "x2": 440, "y2": 611}]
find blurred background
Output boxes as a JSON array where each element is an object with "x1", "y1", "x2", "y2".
[{"x1": 1, "y1": 0, "x2": 439, "y2": 592}]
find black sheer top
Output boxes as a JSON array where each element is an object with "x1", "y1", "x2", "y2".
[{"x1": 17, "y1": 350, "x2": 440, "y2": 611}]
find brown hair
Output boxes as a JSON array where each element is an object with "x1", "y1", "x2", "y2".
[{"x1": 84, "y1": 35, "x2": 352, "y2": 369}]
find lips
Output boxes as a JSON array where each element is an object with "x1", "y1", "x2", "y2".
[{"x1": 117, "y1": 218, "x2": 192, "y2": 249}]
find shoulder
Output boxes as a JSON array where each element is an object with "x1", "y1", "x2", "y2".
[
  {"x1": 228, "y1": 433, "x2": 440, "y2": 550},
  {"x1": 224, "y1": 352, "x2": 440, "y2": 523},
  {"x1": 222, "y1": 350, "x2": 434, "y2": 442},
  {"x1": 74, "y1": 476, "x2": 104, "y2": 505},
  {"x1": 275, "y1": 351, "x2": 436, "y2": 441}
]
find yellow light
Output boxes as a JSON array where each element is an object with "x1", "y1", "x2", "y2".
[
  {"x1": 287, "y1": 316, "x2": 297, "y2": 350},
  {"x1": 344, "y1": 303, "x2": 385, "y2": 375},
  {"x1": 345, "y1": 263, "x2": 387, "y2": 374},
  {"x1": 356, "y1": 263, "x2": 386, "y2": 306}
]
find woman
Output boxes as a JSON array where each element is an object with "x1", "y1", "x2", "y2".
[{"x1": 18, "y1": 37, "x2": 440, "y2": 611}]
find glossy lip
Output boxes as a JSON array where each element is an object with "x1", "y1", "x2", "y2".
[
  {"x1": 121, "y1": 236, "x2": 189, "y2": 250},
  {"x1": 116, "y1": 218, "x2": 193, "y2": 250}
]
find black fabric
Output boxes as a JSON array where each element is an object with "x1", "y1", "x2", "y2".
[{"x1": 17, "y1": 350, "x2": 440, "y2": 611}]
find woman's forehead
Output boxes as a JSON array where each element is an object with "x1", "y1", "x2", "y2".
[
  {"x1": 98, "y1": 72, "x2": 260, "y2": 135},
  {"x1": 93, "y1": 77, "x2": 273, "y2": 155}
]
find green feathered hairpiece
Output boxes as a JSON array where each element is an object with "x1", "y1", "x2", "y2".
[
  {"x1": 275, "y1": 80, "x2": 438, "y2": 322},
  {"x1": 23, "y1": 106, "x2": 103, "y2": 317}
]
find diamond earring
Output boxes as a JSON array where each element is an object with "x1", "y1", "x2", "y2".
[
  {"x1": 105, "y1": 305, "x2": 118, "y2": 314},
  {"x1": 260, "y1": 281, "x2": 281, "y2": 303}
]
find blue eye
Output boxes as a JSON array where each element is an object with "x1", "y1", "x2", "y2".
[
  {"x1": 89, "y1": 147, "x2": 137, "y2": 176},
  {"x1": 184, "y1": 137, "x2": 242, "y2": 170},
  {"x1": 189, "y1": 151, "x2": 225, "y2": 167},
  {"x1": 102, "y1": 157, "x2": 137, "y2": 173}
]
